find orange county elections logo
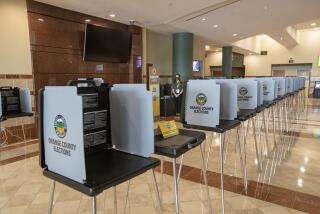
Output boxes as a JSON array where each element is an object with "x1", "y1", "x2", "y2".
[
  {"x1": 239, "y1": 87, "x2": 248, "y2": 96},
  {"x1": 196, "y1": 93, "x2": 207, "y2": 106},
  {"x1": 54, "y1": 115, "x2": 67, "y2": 138}
]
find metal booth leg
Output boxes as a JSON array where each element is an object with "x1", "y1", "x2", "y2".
[
  {"x1": 251, "y1": 118, "x2": 262, "y2": 172},
  {"x1": 151, "y1": 169, "x2": 163, "y2": 214},
  {"x1": 199, "y1": 144, "x2": 213, "y2": 214},
  {"x1": 123, "y1": 180, "x2": 131, "y2": 214},
  {"x1": 92, "y1": 196, "x2": 97, "y2": 214},
  {"x1": 113, "y1": 186, "x2": 118, "y2": 214},
  {"x1": 236, "y1": 127, "x2": 247, "y2": 194},
  {"x1": 241, "y1": 122, "x2": 248, "y2": 194},
  {"x1": 219, "y1": 133, "x2": 225, "y2": 214},
  {"x1": 177, "y1": 155, "x2": 184, "y2": 182},
  {"x1": 172, "y1": 158, "x2": 180, "y2": 214},
  {"x1": 48, "y1": 180, "x2": 56, "y2": 214}
]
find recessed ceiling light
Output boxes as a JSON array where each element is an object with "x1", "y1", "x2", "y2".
[
  {"x1": 205, "y1": 45, "x2": 210, "y2": 49},
  {"x1": 37, "y1": 18, "x2": 44, "y2": 22},
  {"x1": 109, "y1": 14, "x2": 116, "y2": 18},
  {"x1": 249, "y1": 52, "x2": 253, "y2": 55},
  {"x1": 202, "y1": 17, "x2": 206, "y2": 21},
  {"x1": 311, "y1": 23, "x2": 316, "y2": 26},
  {"x1": 300, "y1": 166, "x2": 305, "y2": 173},
  {"x1": 233, "y1": 33, "x2": 238, "y2": 37},
  {"x1": 213, "y1": 24, "x2": 218, "y2": 28},
  {"x1": 215, "y1": 49, "x2": 219, "y2": 52},
  {"x1": 85, "y1": 19, "x2": 91, "y2": 22}
]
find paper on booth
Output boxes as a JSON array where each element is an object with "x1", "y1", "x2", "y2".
[
  {"x1": 235, "y1": 79, "x2": 258, "y2": 109},
  {"x1": 43, "y1": 87, "x2": 86, "y2": 183},
  {"x1": 185, "y1": 80, "x2": 220, "y2": 128}
]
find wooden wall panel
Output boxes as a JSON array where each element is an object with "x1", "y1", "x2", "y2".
[{"x1": 27, "y1": 0, "x2": 142, "y2": 98}]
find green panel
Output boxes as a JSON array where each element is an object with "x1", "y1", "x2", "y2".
[
  {"x1": 172, "y1": 33, "x2": 193, "y2": 82},
  {"x1": 222, "y1": 46, "x2": 232, "y2": 79}
]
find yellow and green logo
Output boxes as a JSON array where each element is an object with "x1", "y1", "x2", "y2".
[
  {"x1": 196, "y1": 93, "x2": 207, "y2": 106},
  {"x1": 239, "y1": 87, "x2": 248, "y2": 96},
  {"x1": 54, "y1": 115, "x2": 67, "y2": 138}
]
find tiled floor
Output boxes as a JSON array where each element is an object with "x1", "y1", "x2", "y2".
[{"x1": 0, "y1": 98, "x2": 319, "y2": 214}]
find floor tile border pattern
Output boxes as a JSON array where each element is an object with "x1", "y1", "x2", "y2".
[{"x1": 154, "y1": 161, "x2": 320, "y2": 214}]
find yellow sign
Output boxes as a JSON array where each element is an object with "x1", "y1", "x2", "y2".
[
  {"x1": 148, "y1": 67, "x2": 160, "y2": 117},
  {"x1": 158, "y1": 120, "x2": 179, "y2": 138}
]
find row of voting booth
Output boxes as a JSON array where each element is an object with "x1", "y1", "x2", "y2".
[
  {"x1": 39, "y1": 77, "x2": 305, "y2": 214},
  {"x1": 0, "y1": 87, "x2": 33, "y2": 146}
]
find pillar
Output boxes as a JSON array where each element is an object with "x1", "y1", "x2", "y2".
[
  {"x1": 222, "y1": 46, "x2": 233, "y2": 79},
  {"x1": 172, "y1": 33, "x2": 193, "y2": 82}
]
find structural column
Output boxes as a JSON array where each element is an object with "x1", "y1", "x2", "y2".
[
  {"x1": 222, "y1": 46, "x2": 233, "y2": 79},
  {"x1": 173, "y1": 33, "x2": 193, "y2": 82}
]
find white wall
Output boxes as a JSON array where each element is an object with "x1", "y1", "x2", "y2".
[
  {"x1": 0, "y1": 0, "x2": 32, "y2": 74},
  {"x1": 245, "y1": 30, "x2": 320, "y2": 77}
]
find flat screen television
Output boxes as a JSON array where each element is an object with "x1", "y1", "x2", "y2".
[
  {"x1": 83, "y1": 24, "x2": 132, "y2": 63},
  {"x1": 193, "y1": 60, "x2": 201, "y2": 72}
]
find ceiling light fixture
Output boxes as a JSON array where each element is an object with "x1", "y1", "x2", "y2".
[
  {"x1": 233, "y1": 33, "x2": 238, "y2": 37},
  {"x1": 85, "y1": 19, "x2": 91, "y2": 22},
  {"x1": 311, "y1": 23, "x2": 316, "y2": 26},
  {"x1": 300, "y1": 166, "x2": 305, "y2": 173},
  {"x1": 202, "y1": 17, "x2": 206, "y2": 21},
  {"x1": 109, "y1": 14, "x2": 116, "y2": 18},
  {"x1": 205, "y1": 45, "x2": 210, "y2": 49},
  {"x1": 213, "y1": 24, "x2": 219, "y2": 28},
  {"x1": 216, "y1": 49, "x2": 219, "y2": 52},
  {"x1": 249, "y1": 52, "x2": 253, "y2": 55}
]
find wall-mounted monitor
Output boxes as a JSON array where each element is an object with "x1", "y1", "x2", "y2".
[
  {"x1": 193, "y1": 60, "x2": 202, "y2": 72},
  {"x1": 83, "y1": 24, "x2": 132, "y2": 63}
]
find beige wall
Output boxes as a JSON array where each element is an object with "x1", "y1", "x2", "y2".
[
  {"x1": 205, "y1": 52, "x2": 222, "y2": 76},
  {"x1": 245, "y1": 31, "x2": 320, "y2": 77},
  {"x1": 146, "y1": 29, "x2": 173, "y2": 77},
  {"x1": 192, "y1": 37, "x2": 206, "y2": 77},
  {"x1": 0, "y1": 0, "x2": 32, "y2": 75}
]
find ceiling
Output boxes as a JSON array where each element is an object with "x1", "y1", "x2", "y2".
[{"x1": 35, "y1": 0, "x2": 320, "y2": 51}]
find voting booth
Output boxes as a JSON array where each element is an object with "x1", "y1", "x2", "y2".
[
  {"x1": 182, "y1": 79, "x2": 242, "y2": 214},
  {"x1": 39, "y1": 81, "x2": 162, "y2": 214},
  {"x1": 0, "y1": 87, "x2": 32, "y2": 117}
]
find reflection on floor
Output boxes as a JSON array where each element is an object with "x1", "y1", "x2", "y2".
[{"x1": 0, "y1": 98, "x2": 319, "y2": 213}]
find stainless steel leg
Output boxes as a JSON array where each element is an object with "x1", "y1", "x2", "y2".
[
  {"x1": 92, "y1": 196, "x2": 97, "y2": 214},
  {"x1": 113, "y1": 186, "x2": 118, "y2": 214},
  {"x1": 151, "y1": 169, "x2": 163, "y2": 214},
  {"x1": 241, "y1": 122, "x2": 248, "y2": 194},
  {"x1": 252, "y1": 118, "x2": 262, "y2": 171},
  {"x1": 262, "y1": 110, "x2": 270, "y2": 156},
  {"x1": 173, "y1": 158, "x2": 180, "y2": 214},
  {"x1": 177, "y1": 155, "x2": 184, "y2": 183},
  {"x1": 199, "y1": 144, "x2": 213, "y2": 214},
  {"x1": 48, "y1": 180, "x2": 56, "y2": 214},
  {"x1": 219, "y1": 133, "x2": 225, "y2": 214},
  {"x1": 236, "y1": 127, "x2": 247, "y2": 191},
  {"x1": 123, "y1": 180, "x2": 131, "y2": 214}
]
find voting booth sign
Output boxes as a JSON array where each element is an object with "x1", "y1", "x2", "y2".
[
  {"x1": 261, "y1": 78, "x2": 275, "y2": 101},
  {"x1": 43, "y1": 87, "x2": 86, "y2": 183},
  {"x1": 273, "y1": 78, "x2": 286, "y2": 97},
  {"x1": 236, "y1": 79, "x2": 258, "y2": 109},
  {"x1": 185, "y1": 80, "x2": 220, "y2": 128}
]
